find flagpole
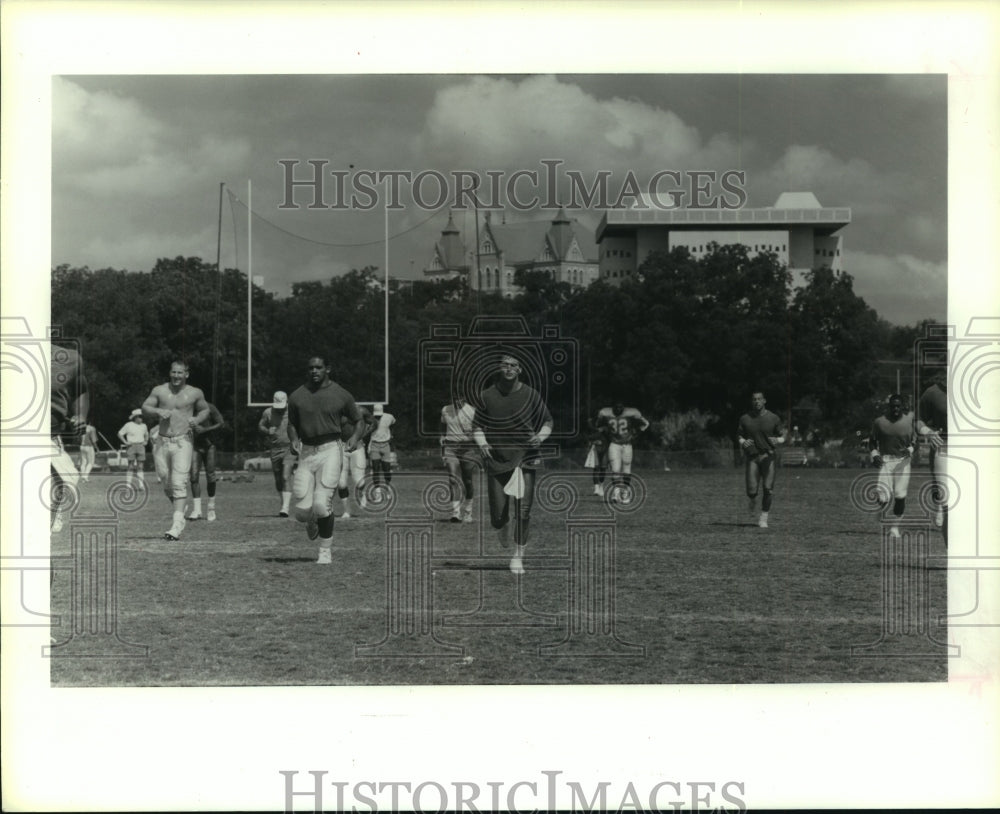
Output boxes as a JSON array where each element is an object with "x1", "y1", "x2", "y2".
[{"x1": 246, "y1": 179, "x2": 252, "y2": 406}]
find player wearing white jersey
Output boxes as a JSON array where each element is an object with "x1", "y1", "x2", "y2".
[{"x1": 596, "y1": 402, "x2": 649, "y2": 503}]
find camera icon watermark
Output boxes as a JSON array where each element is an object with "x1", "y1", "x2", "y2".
[
  {"x1": 416, "y1": 315, "x2": 579, "y2": 439},
  {"x1": 1, "y1": 317, "x2": 147, "y2": 658}
]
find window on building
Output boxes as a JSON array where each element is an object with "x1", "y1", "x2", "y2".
[{"x1": 483, "y1": 240, "x2": 492, "y2": 253}]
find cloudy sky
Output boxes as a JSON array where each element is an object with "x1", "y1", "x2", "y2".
[{"x1": 52, "y1": 73, "x2": 947, "y2": 325}]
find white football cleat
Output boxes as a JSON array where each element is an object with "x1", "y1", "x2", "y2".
[
  {"x1": 934, "y1": 510, "x2": 944, "y2": 527},
  {"x1": 51, "y1": 515, "x2": 64, "y2": 534},
  {"x1": 316, "y1": 547, "x2": 332, "y2": 565},
  {"x1": 758, "y1": 512, "x2": 769, "y2": 529},
  {"x1": 509, "y1": 555, "x2": 525, "y2": 575},
  {"x1": 207, "y1": 508, "x2": 216, "y2": 523},
  {"x1": 462, "y1": 509, "x2": 474, "y2": 523},
  {"x1": 890, "y1": 526, "x2": 901, "y2": 538},
  {"x1": 340, "y1": 511, "x2": 351, "y2": 520},
  {"x1": 187, "y1": 512, "x2": 202, "y2": 521}
]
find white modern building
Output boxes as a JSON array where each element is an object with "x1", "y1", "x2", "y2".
[{"x1": 595, "y1": 192, "x2": 851, "y2": 287}]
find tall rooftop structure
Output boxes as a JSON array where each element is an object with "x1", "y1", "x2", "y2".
[{"x1": 596, "y1": 192, "x2": 851, "y2": 286}]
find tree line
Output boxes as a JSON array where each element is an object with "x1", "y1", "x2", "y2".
[{"x1": 51, "y1": 246, "x2": 935, "y2": 456}]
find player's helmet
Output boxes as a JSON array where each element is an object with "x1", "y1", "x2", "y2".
[{"x1": 613, "y1": 402, "x2": 625, "y2": 416}]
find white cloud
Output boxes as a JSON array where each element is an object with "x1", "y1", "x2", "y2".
[
  {"x1": 53, "y1": 78, "x2": 251, "y2": 198},
  {"x1": 415, "y1": 75, "x2": 736, "y2": 176},
  {"x1": 847, "y1": 250, "x2": 946, "y2": 325}
]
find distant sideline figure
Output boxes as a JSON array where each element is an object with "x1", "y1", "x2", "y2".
[
  {"x1": 917, "y1": 370, "x2": 948, "y2": 544},
  {"x1": 188, "y1": 401, "x2": 225, "y2": 521},
  {"x1": 737, "y1": 390, "x2": 786, "y2": 529},
  {"x1": 117, "y1": 409, "x2": 150, "y2": 490},
  {"x1": 258, "y1": 390, "x2": 295, "y2": 517},
  {"x1": 367, "y1": 403, "x2": 396, "y2": 499},
  {"x1": 472, "y1": 353, "x2": 553, "y2": 575},
  {"x1": 869, "y1": 393, "x2": 917, "y2": 539},
  {"x1": 142, "y1": 360, "x2": 210, "y2": 541},
  {"x1": 287, "y1": 355, "x2": 365, "y2": 564},
  {"x1": 79, "y1": 422, "x2": 98, "y2": 482},
  {"x1": 50, "y1": 345, "x2": 88, "y2": 533},
  {"x1": 596, "y1": 401, "x2": 649, "y2": 503},
  {"x1": 440, "y1": 395, "x2": 478, "y2": 523}
]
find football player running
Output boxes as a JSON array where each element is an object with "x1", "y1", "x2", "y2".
[
  {"x1": 737, "y1": 391, "x2": 786, "y2": 529},
  {"x1": 869, "y1": 393, "x2": 917, "y2": 539},
  {"x1": 596, "y1": 401, "x2": 650, "y2": 503}
]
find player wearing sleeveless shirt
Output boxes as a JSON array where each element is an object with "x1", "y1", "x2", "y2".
[
  {"x1": 142, "y1": 360, "x2": 211, "y2": 541},
  {"x1": 870, "y1": 394, "x2": 917, "y2": 538},
  {"x1": 472, "y1": 354, "x2": 553, "y2": 575},
  {"x1": 738, "y1": 391, "x2": 786, "y2": 529},
  {"x1": 287, "y1": 356, "x2": 365, "y2": 564},
  {"x1": 440, "y1": 397, "x2": 478, "y2": 522},
  {"x1": 188, "y1": 401, "x2": 225, "y2": 521}
]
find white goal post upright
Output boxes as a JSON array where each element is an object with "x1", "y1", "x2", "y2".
[{"x1": 240, "y1": 177, "x2": 391, "y2": 410}]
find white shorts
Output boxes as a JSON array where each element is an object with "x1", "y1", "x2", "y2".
[{"x1": 338, "y1": 444, "x2": 367, "y2": 489}]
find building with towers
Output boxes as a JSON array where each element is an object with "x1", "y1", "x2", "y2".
[{"x1": 424, "y1": 208, "x2": 600, "y2": 296}]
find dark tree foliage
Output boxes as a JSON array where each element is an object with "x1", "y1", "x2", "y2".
[{"x1": 52, "y1": 245, "x2": 935, "y2": 453}]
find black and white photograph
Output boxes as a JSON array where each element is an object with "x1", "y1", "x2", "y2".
[{"x1": 2, "y1": 2, "x2": 998, "y2": 811}]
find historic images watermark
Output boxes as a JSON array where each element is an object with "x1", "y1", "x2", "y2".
[
  {"x1": 278, "y1": 159, "x2": 748, "y2": 212},
  {"x1": 280, "y1": 769, "x2": 748, "y2": 813},
  {"x1": 849, "y1": 319, "x2": 1000, "y2": 658}
]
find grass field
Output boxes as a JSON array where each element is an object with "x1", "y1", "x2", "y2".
[{"x1": 49, "y1": 465, "x2": 949, "y2": 686}]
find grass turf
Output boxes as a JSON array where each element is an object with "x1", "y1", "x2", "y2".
[{"x1": 49, "y1": 467, "x2": 948, "y2": 686}]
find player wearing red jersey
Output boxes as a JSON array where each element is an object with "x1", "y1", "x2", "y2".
[
  {"x1": 287, "y1": 355, "x2": 365, "y2": 564},
  {"x1": 596, "y1": 402, "x2": 649, "y2": 503},
  {"x1": 869, "y1": 394, "x2": 917, "y2": 538},
  {"x1": 738, "y1": 391, "x2": 786, "y2": 529}
]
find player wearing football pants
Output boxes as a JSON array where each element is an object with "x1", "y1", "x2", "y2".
[
  {"x1": 440, "y1": 396, "x2": 478, "y2": 523},
  {"x1": 596, "y1": 402, "x2": 649, "y2": 503},
  {"x1": 918, "y1": 371, "x2": 948, "y2": 544},
  {"x1": 337, "y1": 405, "x2": 375, "y2": 518},
  {"x1": 738, "y1": 391, "x2": 786, "y2": 529},
  {"x1": 473, "y1": 354, "x2": 553, "y2": 575},
  {"x1": 142, "y1": 360, "x2": 210, "y2": 540},
  {"x1": 50, "y1": 344, "x2": 89, "y2": 533},
  {"x1": 287, "y1": 355, "x2": 365, "y2": 564},
  {"x1": 869, "y1": 394, "x2": 917, "y2": 538}
]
